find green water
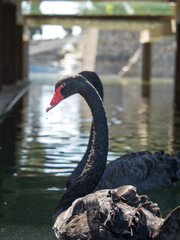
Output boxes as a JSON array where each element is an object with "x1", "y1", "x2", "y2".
[{"x1": 0, "y1": 77, "x2": 180, "y2": 239}]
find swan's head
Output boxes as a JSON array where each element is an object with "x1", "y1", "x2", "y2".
[
  {"x1": 46, "y1": 74, "x2": 85, "y2": 112},
  {"x1": 79, "y1": 71, "x2": 103, "y2": 101}
]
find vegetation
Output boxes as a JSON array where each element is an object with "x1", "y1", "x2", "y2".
[
  {"x1": 77, "y1": 1, "x2": 174, "y2": 16},
  {"x1": 22, "y1": 1, "x2": 175, "y2": 16}
]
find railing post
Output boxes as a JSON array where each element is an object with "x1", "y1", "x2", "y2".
[
  {"x1": 175, "y1": 1, "x2": 180, "y2": 89},
  {"x1": 23, "y1": 39, "x2": 29, "y2": 80},
  {"x1": 141, "y1": 42, "x2": 151, "y2": 82},
  {"x1": 16, "y1": 24, "x2": 23, "y2": 80},
  {"x1": 0, "y1": 0, "x2": 2, "y2": 91},
  {"x1": 2, "y1": 2, "x2": 17, "y2": 85},
  {"x1": 174, "y1": 0, "x2": 180, "y2": 106}
]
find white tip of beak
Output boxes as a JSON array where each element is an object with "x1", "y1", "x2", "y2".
[{"x1": 46, "y1": 104, "x2": 53, "y2": 112}]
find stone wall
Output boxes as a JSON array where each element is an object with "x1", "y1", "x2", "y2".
[
  {"x1": 95, "y1": 29, "x2": 140, "y2": 76},
  {"x1": 80, "y1": 28, "x2": 176, "y2": 78},
  {"x1": 151, "y1": 36, "x2": 175, "y2": 78}
]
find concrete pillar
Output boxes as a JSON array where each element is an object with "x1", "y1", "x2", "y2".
[
  {"x1": 141, "y1": 42, "x2": 151, "y2": 81},
  {"x1": 2, "y1": 2, "x2": 17, "y2": 84},
  {"x1": 0, "y1": 0, "x2": 2, "y2": 91}
]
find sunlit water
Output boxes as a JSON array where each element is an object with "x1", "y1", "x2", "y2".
[{"x1": 0, "y1": 76, "x2": 180, "y2": 239}]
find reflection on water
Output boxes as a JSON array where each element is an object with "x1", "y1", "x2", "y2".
[{"x1": 0, "y1": 77, "x2": 180, "y2": 239}]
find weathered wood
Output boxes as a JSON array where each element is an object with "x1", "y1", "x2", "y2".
[
  {"x1": 175, "y1": 23, "x2": 180, "y2": 87},
  {"x1": 24, "y1": 14, "x2": 173, "y2": 21},
  {"x1": 16, "y1": 25, "x2": 23, "y2": 80},
  {"x1": 174, "y1": 1, "x2": 180, "y2": 106},
  {"x1": 174, "y1": 23, "x2": 180, "y2": 105},
  {"x1": 175, "y1": 0, "x2": 180, "y2": 89},
  {"x1": 0, "y1": 0, "x2": 2, "y2": 91},
  {"x1": 23, "y1": 40, "x2": 29, "y2": 80},
  {"x1": 25, "y1": 0, "x2": 175, "y2": 2},
  {"x1": 140, "y1": 22, "x2": 173, "y2": 43},
  {"x1": 142, "y1": 43, "x2": 151, "y2": 81},
  {"x1": 2, "y1": 3, "x2": 16, "y2": 84},
  {"x1": 23, "y1": 14, "x2": 173, "y2": 30}
]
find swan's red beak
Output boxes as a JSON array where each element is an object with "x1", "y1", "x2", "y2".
[{"x1": 46, "y1": 86, "x2": 64, "y2": 112}]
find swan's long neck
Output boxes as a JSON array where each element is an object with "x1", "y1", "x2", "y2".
[
  {"x1": 66, "y1": 123, "x2": 94, "y2": 188},
  {"x1": 67, "y1": 72, "x2": 103, "y2": 189},
  {"x1": 54, "y1": 80, "x2": 108, "y2": 219}
]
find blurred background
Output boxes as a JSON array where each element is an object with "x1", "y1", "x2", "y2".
[{"x1": 0, "y1": 1, "x2": 180, "y2": 240}]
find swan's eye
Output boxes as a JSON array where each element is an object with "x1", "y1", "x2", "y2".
[{"x1": 61, "y1": 82, "x2": 66, "y2": 88}]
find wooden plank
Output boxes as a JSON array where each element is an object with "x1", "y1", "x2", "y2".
[
  {"x1": 16, "y1": 25, "x2": 23, "y2": 80},
  {"x1": 140, "y1": 21, "x2": 174, "y2": 43},
  {"x1": 23, "y1": 14, "x2": 173, "y2": 30},
  {"x1": 2, "y1": 3, "x2": 17, "y2": 84},
  {"x1": 175, "y1": 1, "x2": 180, "y2": 91},
  {"x1": 142, "y1": 43, "x2": 151, "y2": 81},
  {"x1": 175, "y1": 23, "x2": 180, "y2": 87},
  {"x1": 23, "y1": 14, "x2": 174, "y2": 22},
  {"x1": 25, "y1": 0, "x2": 176, "y2": 2},
  {"x1": 0, "y1": 0, "x2": 2, "y2": 91},
  {"x1": 23, "y1": 40, "x2": 29, "y2": 80}
]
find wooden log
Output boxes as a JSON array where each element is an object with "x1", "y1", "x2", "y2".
[
  {"x1": 0, "y1": 0, "x2": 2, "y2": 91},
  {"x1": 142, "y1": 42, "x2": 151, "y2": 81},
  {"x1": 2, "y1": 3, "x2": 16, "y2": 85},
  {"x1": 16, "y1": 25, "x2": 23, "y2": 80},
  {"x1": 174, "y1": 1, "x2": 180, "y2": 105},
  {"x1": 23, "y1": 40, "x2": 29, "y2": 80},
  {"x1": 175, "y1": 24, "x2": 180, "y2": 88}
]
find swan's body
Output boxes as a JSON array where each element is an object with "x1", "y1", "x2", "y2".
[
  {"x1": 67, "y1": 71, "x2": 180, "y2": 192},
  {"x1": 47, "y1": 74, "x2": 180, "y2": 240},
  {"x1": 95, "y1": 150, "x2": 180, "y2": 192},
  {"x1": 53, "y1": 185, "x2": 164, "y2": 240}
]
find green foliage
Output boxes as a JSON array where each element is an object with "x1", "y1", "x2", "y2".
[
  {"x1": 21, "y1": 1, "x2": 41, "y2": 15},
  {"x1": 22, "y1": 1, "x2": 174, "y2": 16},
  {"x1": 78, "y1": 2, "x2": 174, "y2": 16},
  {"x1": 30, "y1": 2, "x2": 41, "y2": 14}
]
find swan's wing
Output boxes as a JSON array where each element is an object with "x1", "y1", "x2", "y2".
[
  {"x1": 101, "y1": 186, "x2": 163, "y2": 239},
  {"x1": 115, "y1": 185, "x2": 161, "y2": 217},
  {"x1": 152, "y1": 206, "x2": 180, "y2": 240},
  {"x1": 96, "y1": 151, "x2": 180, "y2": 191},
  {"x1": 54, "y1": 186, "x2": 164, "y2": 240}
]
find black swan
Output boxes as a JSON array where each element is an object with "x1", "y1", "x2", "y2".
[
  {"x1": 66, "y1": 71, "x2": 180, "y2": 192},
  {"x1": 46, "y1": 74, "x2": 180, "y2": 239},
  {"x1": 66, "y1": 71, "x2": 103, "y2": 189}
]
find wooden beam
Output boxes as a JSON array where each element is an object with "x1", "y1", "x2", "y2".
[
  {"x1": 23, "y1": 40, "x2": 29, "y2": 80},
  {"x1": 24, "y1": 0, "x2": 171, "y2": 1},
  {"x1": 2, "y1": 3, "x2": 17, "y2": 84},
  {"x1": 0, "y1": 0, "x2": 2, "y2": 91},
  {"x1": 175, "y1": 1, "x2": 180, "y2": 91},
  {"x1": 140, "y1": 21, "x2": 174, "y2": 43},
  {"x1": 23, "y1": 14, "x2": 173, "y2": 22},
  {"x1": 16, "y1": 25, "x2": 23, "y2": 80},
  {"x1": 23, "y1": 14, "x2": 173, "y2": 30},
  {"x1": 142, "y1": 43, "x2": 151, "y2": 81}
]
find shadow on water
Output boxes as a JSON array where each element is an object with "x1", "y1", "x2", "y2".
[
  {"x1": 0, "y1": 87, "x2": 66, "y2": 239},
  {"x1": 0, "y1": 77, "x2": 180, "y2": 239}
]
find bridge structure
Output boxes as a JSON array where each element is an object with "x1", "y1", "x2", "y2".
[{"x1": 0, "y1": 0, "x2": 180, "y2": 117}]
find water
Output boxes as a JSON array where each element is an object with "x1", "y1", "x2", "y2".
[{"x1": 0, "y1": 77, "x2": 180, "y2": 239}]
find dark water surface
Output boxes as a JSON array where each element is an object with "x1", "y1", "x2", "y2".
[{"x1": 0, "y1": 77, "x2": 180, "y2": 239}]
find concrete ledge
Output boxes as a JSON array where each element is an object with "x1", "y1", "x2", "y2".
[{"x1": 0, "y1": 81, "x2": 29, "y2": 123}]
